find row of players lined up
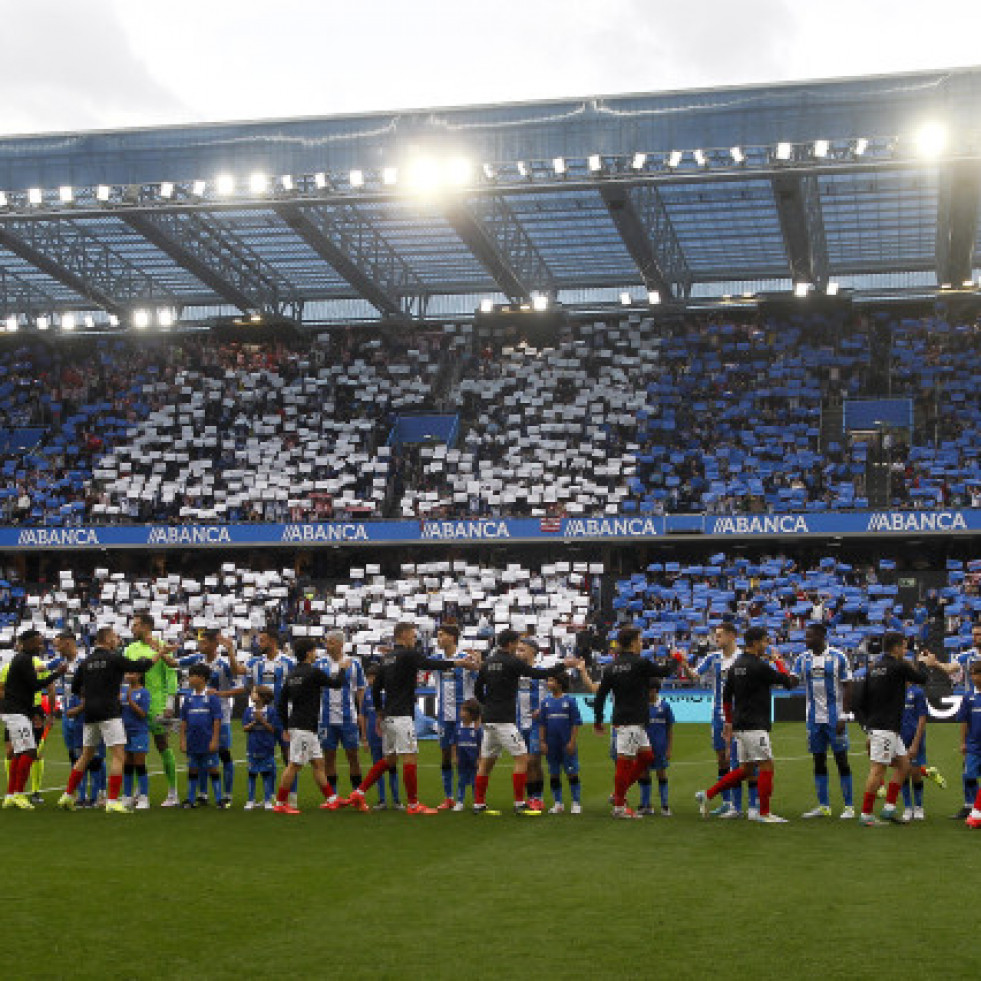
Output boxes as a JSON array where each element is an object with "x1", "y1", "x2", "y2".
[{"x1": 2, "y1": 618, "x2": 981, "y2": 825}]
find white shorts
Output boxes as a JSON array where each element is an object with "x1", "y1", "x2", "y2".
[
  {"x1": 481, "y1": 723, "x2": 527, "y2": 759},
  {"x1": 734, "y1": 729, "x2": 773, "y2": 764},
  {"x1": 2, "y1": 715, "x2": 36, "y2": 754},
  {"x1": 289, "y1": 729, "x2": 322, "y2": 766},
  {"x1": 83, "y1": 718, "x2": 126, "y2": 749},
  {"x1": 615, "y1": 725, "x2": 651, "y2": 758},
  {"x1": 381, "y1": 716, "x2": 417, "y2": 756},
  {"x1": 868, "y1": 729, "x2": 906, "y2": 766}
]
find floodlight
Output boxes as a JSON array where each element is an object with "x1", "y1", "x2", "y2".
[
  {"x1": 516, "y1": 160, "x2": 529, "y2": 178},
  {"x1": 250, "y1": 312, "x2": 262, "y2": 323},
  {"x1": 382, "y1": 167, "x2": 398, "y2": 186},
  {"x1": 249, "y1": 172, "x2": 269, "y2": 194},
  {"x1": 552, "y1": 157, "x2": 566, "y2": 176},
  {"x1": 0, "y1": 191, "x2": 6, "y2": 207},
  {"x1": 133, "y1": 309, "x2": 150, "y2": 329},
  {"x1": 216, "y1": 174, "x2": 235, "y2": 196},
  {"x1": 84, "y1": 315, "x2": 95, "y2": 329},
  {"x1": 59, "y1": 186, "x2": 73, "y2": 203},
  {"x1": 693, "y1": 149, "x2": 706, "y2": 167},
  {"x1": 349, "y1": 169, "x2": 364, "y2": 188},
  {"x1": 446, "y1": 157, "x2": 472, "y2": 186},
  {"x1": 532, "y1": 293, "x2": 548, "y2": 312},
  {"x1": 6, "y1": 316, "x2": 18, "y2": 332},
  {"x1": 37, "y1": 316, "x2": 49, "y2": 330},
  {"x1": 314, "y1": 172, "x2": 328, "y2": 189},
  {"x1": 619, "y1": 292, "x2": 632, "y2": 306},
  {"x1": 159, "y1": 181, "x2": 174, "y2": 199},
  {"x1": 854, "y1": 138, "x2": 868, "y2": 156},
  {"x1": 158, "y1": 308, "x2": 174, "y2": 327},
  {"x1": 28, "y1": 188, "x2": 43, "y2": 206},
  {"x1": 730, "y1": 146, "x2": 744, "y2": 163},
  {"x1": 794, "y1": 282, "x2": 810, "y2": 298},
  {"x1": 96, "y1": 185, "x2": 111, "y2": 202},
  {"x1": 61, "y1": 313, "x2": 76, "y2": 331},
  {"x1": 407, "y1": 158, "x2": 442, "y2": 192},
  {"x1": 667, "y1": 150, "x2": 682, "y2": 168},
  {"x1": 915, "y1": 122, "x2": 947, "y2": 160},
  {"x1": 479, "y1": 299, "x2": 494, "y2": 313},
  {"x1": 814, "y1": 139, "x2": 829, "y2": 158},
  {"x1": 280, "y1": 174, "x2": 294, "y2": 191},
  {"x1": 776, "y1": 142, "x2": 793, "y2": 161},
  {"x1": 108, "y1": 314, "x2": 120, "y2": 327},
  {"x1": 482, "y1": 163, "x2": 496, "y2": 180},
  {"x1": 587, "y1": 154, "x2": 602, "y2": 173},
  {"x1": 631, "y1": 152, "x2": 647, "y2": 170},
  {"x1": 648, "y1": 290, "x2": 661, "y2": 305},
  {"x1": 192, "y1": 180, "x2": 207, "y2": 196},
  {"x1": 963, "y1": 279, "x2": 975, "y2": 288},
  {"x1": 826, "y1": 281, "x2": 840, "y2": 296}
]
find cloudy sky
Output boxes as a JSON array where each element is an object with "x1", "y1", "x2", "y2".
[{"x1": 1, "y1": 0, "x2": 979, "y2": 135}]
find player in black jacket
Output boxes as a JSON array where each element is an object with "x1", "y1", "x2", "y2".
[
  {"x1": 695, "y1": 626, "x2": 798, "y2": 824},
  {"x1": 273, "y1": 637, "x2": 350, "y2": 814},
  {"x1": 1, "y1": 630, "x2": 66, "y2": 810},
  {"x1": 593, "y1": 625, "x2": 687, "y2": 819},
  {"x1": 857, "y1": 631, "x2": 938, "y2": 827},
  {"x1": 472, "y1": 632, "x2": 571, "y2": 816},
  {"x1": 347, "y1": 622, "x2": 477, "y2": 815}
]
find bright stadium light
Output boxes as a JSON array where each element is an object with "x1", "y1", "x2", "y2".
[
  {"x1": 479, "y1": 298, "x2": 494, "y2": 313},
  {"x1": 693, "y1": 149, "x2": 706, "y2": 167},
  {"x1": 6, "y1": 315, "x2": 18, "y2": 332},
  {"x1": 192, "y1": 179, "x2": 207, "y2": 196},
  {"x1": 37, "y1": 316, "x2": 49, "y2": 331},
  {"x1": 531, "y1": 293, "x2": 548, "y2": 312},
  {"x1": 28, "y1": 188, "x2": 43, "y2": 206},
  {"x1": 382, "y1": 167, "x2": 398, "y2": 186},
  {"x1": 280, "y1": 174, "x2": 294, "y2": 191},
  {"x1": 158, "y1": 308, "x2": 174, "y2": 327},
  {"x1": 552, "y1": 157, "x2": 566, "y2": 176},
  {"x1": 133, "y1": 309, "x2": 150, "y2": 329},
  {"x1": 516, "y1": 160, "x2": 529, "y2": 178},
  {"x1": 730, "y1": 146, "x2": 744, "y2": 163},
  {"x1": 61, "y1": 313, "x2": 76, "y2": 331},
  {"x1": 481, "y1": 162, "x2": 496, "y2": 180},
  {"x1": 667, "y1": 150, "x2": 682, "y2": 169},
  {"x1": 96, "y1": 185, "x2": 111, "y2": 202},
  {"x1": 249, "y1": 172, "x2": 269, "y2": 194},
  {"x1": 446, "y1": 157, "x2": 472, "y2": 186},
  {"x1": 854, "y1": 138, "x2": 868, "y2": 156},
  {"x1": 59, "y1": 186, "x2": 74, "y2": 203},
  {"x1": 0, "y1": 191, "x2": 7, "y2": 207},
  {"x1": 619, "y1": 292, "x2": 632, "y2": 306},
  {"x1": 349, "y1": 169, "x2": 365, "y2": 188},
  {"x1": 794, "y1": 282, "x2": 810, "y2": 298},
  {"x1": 915, "y1": 122, "x2": 947, "y2": 160},
  {"x1": 963, "y1": 278, "x2": 975, "y2": 288},
  {"x1": 776, "y1": 142, "x2": 793, "y2": 161},
  {"x1": 631, "y1": 152, "x2": 647, "y2": 170},
  {"x1": 314, "y1": 172, "x2": 328, "y2": 189},
  {"x1": 826, "y1": 281, "x2": 840, "y2": 296},
  {"x1": 648, "y1": 290, "x2": 661, "y2": 305},
  {"x1": 83, "y1": 315, "x2": 95, "y2": 329},
  {"x1": 587, "y1": 154, "x2": 603, "y2": 173},
  {"x1": 108, "y1": 314, "x2": 120, "y2": 327},
  {"x1": 159, "y1": 181, "x2": 175, "y2": 199},
  {"x1": 407, "y1": 157, "x2": 442, "y2": 192},
  {"x1": 814, "y1": 139, "x2": 830, "y2": 158},
  {"x1": 216, "y1": 174, "x2": 235, "y2": 196}
]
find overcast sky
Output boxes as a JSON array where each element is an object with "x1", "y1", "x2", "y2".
[{"x1": 1, "y1": 0, "x2": 979, "y2": 135}]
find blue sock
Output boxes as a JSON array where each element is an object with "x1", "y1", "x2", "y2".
[
  {"x1": 719, "y1": 768, "x2": 731, "y2": 806},
  {"x1": 658, "y1": 779, "x2": 669, "y2": 808},
  {"x1": 291, "y1": 775, "x2": 298, "y2": 796},
  {"x1": 441, "y1": 764, "x2": 453, "y2": 797},
  {"x1": 123, "y1": 770, "x2": 133, "y2": 798},
  {"x1": 186, "y1": 772, "x2": 198, "y2": 803},
  {"x1": 902, "y1": 780, "x2": 913, "y2": 808},
  {"x1": 138, "y1": 770, "x2": 149, "y2": 797},
  {"x1": 210, "y1": 774, "x2": 222, "y2": 802},
  {"x1": 840, "y1": 773, "x2": 853, "y2": 806},
  {"x1": 248, "y1": 772, "x2": 257, "y2": 801},
  {"x1": 223, "y1": 760, "x2": 234, "y2": 797},
  {"x1": 816, "y1": 774, "x2": 830, "y2": 807},
  {"x1": 639, "y1": 779, "x2": 652, "y2": 809},
  {"x1": 914, "y1": 781, "x2": 924, "y2": 808},
  {"x1": 389, "y1": 769, "x2": 400, "y2": 804},
  {"x1": 732, "y1": 783, "x2": 743, "y2": 812},
  {"x1": 263, "y1": 770, "x2": 276, "y2": 802},
  {"x1": 570, "y1": 776, "x2": 581, "y2": 804},
  {"x1": 748, "y1": 782, "x2": 758, "y2": 810},
  {"x1": 964, "y1": 776, "x2": 977, "y2": 807}
]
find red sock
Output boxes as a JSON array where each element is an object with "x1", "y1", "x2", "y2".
[
  {"x1": 613, "y1": 758, "x2": 633, "y2": 806},
  {"x1": 862, "y1": 791, "x2": 876, "y2": 815},
  {"x1": 512, "y1": 771, "x2": 527, "y2": 804},
  {"x1": 708, "y1": 766, "x2": 748, "y2": 799},
  {"x1": 67, "y1": 767, "x2": 84, "y2": 796},
  {"x1": 757, "y1": 769, "x2": 774, "y2": 816},
  {"x1": 276, "y1": 784, "x2": 289, "y2": 804},
  {"x1": 403, "y1": 763, "x2": 418, "y2": 805},
  {"x1": 14, "y1": 754, "x2": 32, "y2": 793},
  {"x1": 108, "y1": 774, "x2": 123, "y2": 801},
  {"x1": 974, "y1": 786, "x2": 981, "y2": 811},
  {"x1": 359, "y1": 758, "x2": 389, "y2": 793},
  {"x1": 885, "y1": 781, "x2": 901, "y2": 806},
  {"x1": 475, "y1": 774, "x2": 489, "y2": 805},
  {"x1": 321, "y1": 779, "x2": 335, "y2": 799},
  {"x1": 629, "y1": 750, "x2": 655, "y2": 787}
]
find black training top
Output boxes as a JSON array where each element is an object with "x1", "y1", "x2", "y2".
[
  {"x1": 72, "y1": 647, "x2": 155, "y2": 723},
  {"x1": 277, "y1": 661, "x2": 346, "y2": 732},
  {"x1": 475, "y1": 651, "x2": 564, "y2": 724},
  {"x1": 0, "y1": 651, "x2": 62, "y2": 716},
  {"x1": 593, "y1": 654, "x2": 676, "y2": 726},
  {"x1": 723, "y1": 654, "x2": 798, "y2": 732},
  {"x1": 372, "y1": 645, "x2": 459, "y2": 719},
  {"x1": 864, "y1": 656, "x2": 928, "y2": 733}
]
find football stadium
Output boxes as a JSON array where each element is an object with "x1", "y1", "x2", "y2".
[{"x1": 3, "y1": 40, "x2": 981, "y2": 979}]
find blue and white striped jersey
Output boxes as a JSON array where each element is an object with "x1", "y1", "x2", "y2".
[
  {"x1": 516, "y1": 677, "x2": 546, "y2": 731},
  {"x1": 246, "y1": 653, "x2": 295, "y2": 703},
  {"x1": 694, "y1": 648, "x2": 741, "y2": 722},
  {"x1": 435, "y1": 659, "x2": 478, "y2": 723},
  {"x1": 793, "y1": 647, "x2": 851, "y2": 727},
  {"x1": 956, "y1": 648, "x2": 980, "y2": 695},
  {"x1": 314, "y1": 655, "x2": 365, "y2": 726}
]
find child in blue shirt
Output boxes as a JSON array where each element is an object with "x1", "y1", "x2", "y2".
[
  {"x1": 538, "y1": 674, "x2": 583, "y2": 814},
  {"x1": 639, "y1": 681, "x2": 674, "y2": 816},
  {"x1": 121, "y1": 672, "x2": 152, "y2": 809},
  {"x1": 960, "y1": 664, "x2": 981, "y2": 827},
  {"x1": 453, "y1": 699, "x2": 483, "y2": 811},
  {"x1": 180, "y1": 663, "x2": 223, "y2": 809},
  {"x1": 242, "y1": 687, "x2": 280, "y2": 810}
]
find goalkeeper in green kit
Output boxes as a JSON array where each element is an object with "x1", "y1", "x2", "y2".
[{"x1": 126, "y1": 613, "x2": 180, "y2": 806}]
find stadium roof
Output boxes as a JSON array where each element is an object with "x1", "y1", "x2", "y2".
[{"x1": 1, "y1": 67, "x2": 981, "y2": 327}]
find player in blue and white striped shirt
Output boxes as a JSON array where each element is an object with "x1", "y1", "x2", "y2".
[
  {"x1": 433, "y1": 624, "x2": 479, "y2": 810},
  {"x1": 314, "y1": 631, "x2": 365, "y2": 796},
  {"x1": 794, "y1": 623, "x2": 854, "y2": 819},
  {"x1": 516, "y1": 638, "x2": 547, "y2": 811}
]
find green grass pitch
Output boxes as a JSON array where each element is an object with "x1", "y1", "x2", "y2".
[{"x1": 5, "y1": 722, "x2": 979, "y2": 980}]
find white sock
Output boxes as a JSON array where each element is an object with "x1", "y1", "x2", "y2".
[{"x1": 970, "y1": 809, "x2": 981, "y2": 820}]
